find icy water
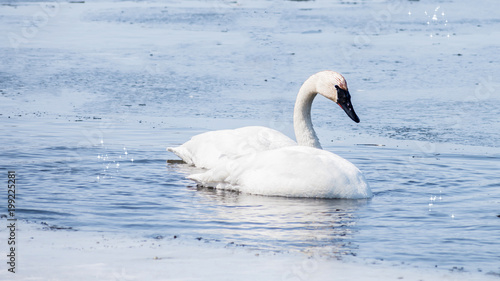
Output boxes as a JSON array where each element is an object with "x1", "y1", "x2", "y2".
[{"x1": 1, "y1": 0, "x2": 500, "y2": 276}]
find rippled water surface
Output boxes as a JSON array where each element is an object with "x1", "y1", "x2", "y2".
[{"x1": 1, "y1": 0, "x2": 500, "y2": 276}]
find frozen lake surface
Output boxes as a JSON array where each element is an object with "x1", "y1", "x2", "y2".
[{"x1": 1, "y1": 0, "x2": 500, "y2": 279}]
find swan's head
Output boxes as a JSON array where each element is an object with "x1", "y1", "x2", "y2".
[{"x1": 315, "y1": 71, "x2": 360, "y2": 123}]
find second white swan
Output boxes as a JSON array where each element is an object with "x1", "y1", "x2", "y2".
[{"x1": 167, "y1": 71, "x2": 372, "y2": 199}]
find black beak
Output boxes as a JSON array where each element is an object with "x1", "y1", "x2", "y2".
[{"x1": 335, "y1": 85, "x2": 360, "y2": 123}]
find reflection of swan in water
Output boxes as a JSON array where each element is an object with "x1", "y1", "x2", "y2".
[
  {"x1": 184, "y1": 184, "x2": 369, "y2": 256},
  {"x1": 168, "y1": 71, "x2": 371, "y2": 199}
]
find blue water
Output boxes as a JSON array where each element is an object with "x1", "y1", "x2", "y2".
[{"x1": 1, "y1": 0, "x2": 500, "y2": 276}]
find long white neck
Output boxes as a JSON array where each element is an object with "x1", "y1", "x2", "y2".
[{"x1": 293, "y1": 75, "x2": 322, "y2": 149}]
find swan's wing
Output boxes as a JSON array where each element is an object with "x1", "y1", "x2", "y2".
[
  {"x1": 167, "y1": 126, "x2": 296, "y2": 169},
  {"x1": 190, "y1": 146, "x2": 371, "y2": 199}
]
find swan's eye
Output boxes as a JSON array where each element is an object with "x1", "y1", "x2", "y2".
[{"x1": 336, "y1": 86, "x2": 350, "y2": 103}]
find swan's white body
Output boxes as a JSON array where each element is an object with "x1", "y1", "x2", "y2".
[
  {"x1": 188, "y1": 146, "x2": 369, "y2": 198},
  {"x1": 167, "y1": 71, "x2": 372, "y2": 199}
]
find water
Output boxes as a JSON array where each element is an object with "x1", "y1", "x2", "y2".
[{"x1": 1, "y1": 0, "x2": 500, "y2": 276}]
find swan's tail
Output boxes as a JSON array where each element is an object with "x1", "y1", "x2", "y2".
[
  {"x1": 188, "y1": 171, "x2": 239, "y2": 192},
  {"x1": 167, "y1": 146, "x2": 193, "y2": 165},
  {"x1": 186, "y1": 172, "x2": 208, "y2": 183}
]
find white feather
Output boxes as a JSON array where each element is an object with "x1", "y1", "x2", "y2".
[{"x1": 167, "y1": 71, "x2": 372, "y2": 199}]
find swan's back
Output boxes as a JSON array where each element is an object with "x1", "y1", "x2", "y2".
[
  {"x1": 189, "y1": 146, "x2": 371, "y2": 199},
  {"x1": 167, "y1": 126, "x2": 296, "y2": 169}
]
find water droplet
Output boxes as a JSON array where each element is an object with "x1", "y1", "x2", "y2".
[
  {"x1": 131, "y1": 159, "x2": 134, "y2": 162},
  {"x1": 408, "y1": 11, "x2": 412, "y2": 16}
]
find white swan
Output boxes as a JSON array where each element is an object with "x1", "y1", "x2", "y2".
[{"x1": 167, "y1": 71, "x2": 372, "y2": 199}]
